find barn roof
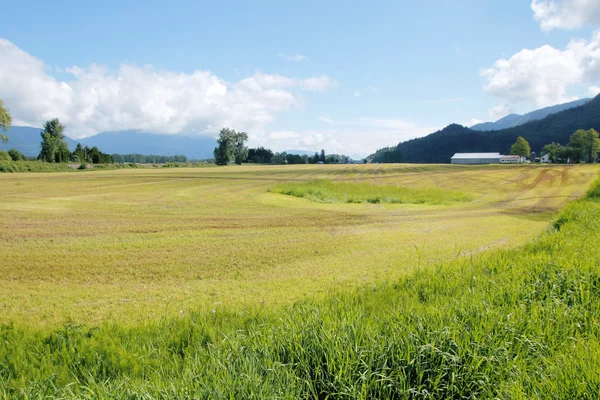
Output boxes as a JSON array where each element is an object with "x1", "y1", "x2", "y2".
[{"x1": 451, "y1": 153, "x2": 501, "y2": 159}]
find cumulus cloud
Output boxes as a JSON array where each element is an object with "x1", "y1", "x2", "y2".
[
  {"x1": 0, "y1": 39, "x2": 336, "y2": 138},
  {"x1": 532, "y1": 0, "x2": 600, "y2": 32},
  {"x1": 354, "y1": 91, "x2": 361, "y2": 97},
  {"x1": 589, "y1": 86, "x2": 600, "y2": 96},
  {"x1": 250, "y1": 117, "x2": 437, "y2": 157},
  {"x1": 482, "y1": 30, "x2": 600, "y2": 110}
]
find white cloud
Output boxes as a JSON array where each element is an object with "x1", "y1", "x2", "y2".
[
  {"x1": 481, "y1": 30, "x2": 600, "y2": 109},
  {"x1": 532, "y1": 0, "x2": 600, "y2": 32},
  {"x1": 464, "y1": 118, "x2": 483, "y2": 127},
  {"x1": 367, "y1": 86, "x2": 378, "y2": 93},
  {"x1": 589, "y1": 86, "x2": 600, "y2": 96},
  {"x1": 0, "y1": 39, "x2": 336, "y2": 138},
  {"x1": 301, "y1": 75, "x2": 338, "y2": 92},
  {"x1": 250, "y1": 117, "x2": 437, "y2": 157},
  {"x1": 354, "y1": 91, "x2": 361, "y2": 97},
  {"x1": 489, "y1": 103, "x2": 513, "y2": 119},
  {"x1": 277, "y1": 53, "x2": 307, "y2": 62}
]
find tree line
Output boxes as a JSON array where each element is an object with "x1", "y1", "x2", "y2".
[
  {"x1": 508, "y1": 129, "x2": 600, "y2": 163},
  {"x1": 112, "y1": 154, "x2": 188, "y2": 164},
  {"x1": 38, "y1": 119, "x2": 114, "y2": 164},
  {"x1": 213, "y1": 128, "x2": 350, "y2": 165}
]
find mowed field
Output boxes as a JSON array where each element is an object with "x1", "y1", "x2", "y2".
[{"x1": 1, "y1": 163, "x2": 598, "y2": 328}]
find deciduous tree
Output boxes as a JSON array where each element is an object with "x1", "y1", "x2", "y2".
[
  {"x1": 214, "y1": 128, "x2": 249, "y2": 165},
  {"x1": 510, "y1": 136, "x2": 531, "y2": 158},
  {"x1": 541, "y1": 142, "x2": 563, "y2": 163},
  {"x1": 39, "y1": 119, "x2": 71, "y2": 163},
  {"x1": 0, "y1": 99, "x2": 12, "y2": 144}
]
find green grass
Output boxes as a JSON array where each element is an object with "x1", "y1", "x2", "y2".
[
  {"x1": 0, "y1": 161, "x2": 74, "y2": 173},
  {"x1": 270, "y1": 178, "x2": 474, "y2": 204},
  {"x1": 1, "y1": 171, "x2": 599, "y2": 398}
]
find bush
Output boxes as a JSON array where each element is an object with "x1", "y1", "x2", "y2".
[
  {"x1": 78, "y1": 163, "x2": 87, "y2": 170},
  {"x1": 7, "y1": 149, "x2": 25, "y2": 161},
  {"x1": 0, "y1": 151, "x2": 11, "y2": 162}
]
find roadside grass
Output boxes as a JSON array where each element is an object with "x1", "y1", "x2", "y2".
[
  {"x1": 270, "y1": 179, "x2": 474, "y2": 204},
  {"x1": 1, "y1": 174, "x2": 599, "y2": 398}
]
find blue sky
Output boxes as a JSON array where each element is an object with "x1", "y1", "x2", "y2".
[{"x1": 1, "y1": 0, "x2": 600, "y2": 156}]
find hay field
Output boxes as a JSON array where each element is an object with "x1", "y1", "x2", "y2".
[{"x1": 0, "y1": 163, "x2": 598, "y2": 327}]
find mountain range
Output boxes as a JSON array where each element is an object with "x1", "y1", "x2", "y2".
[
  {"x1": 370, "y1": 94, "x2": 600, "y2": 164},
  {"x1": 0, "y1": 128, "x2": 218, "y2": 160},
  {"x1": 470, "y1": 98, "x2": 590, "y2": 131}
]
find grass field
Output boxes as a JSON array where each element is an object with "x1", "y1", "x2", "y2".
[
  {"x1": 1, "y1": 164, "x2": 599, "y2": 398},
  {"x1": 0, "y1": 163, "x2": 598, "y2": 328}
]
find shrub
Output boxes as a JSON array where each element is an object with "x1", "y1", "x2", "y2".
[
  {"x1": 7, "y1": 149, "x2": 25, "y2": 161},
  {"x1": 0, "y1": 151, "x2": 11, "y2": 162}
]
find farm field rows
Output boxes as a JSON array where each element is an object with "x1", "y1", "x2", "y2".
[{"x1": 0, "y1": 163, "x2": 598, "y2": 328}]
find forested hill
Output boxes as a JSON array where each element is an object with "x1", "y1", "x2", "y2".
[{"x1": 371, "y1": 94, "x2": 600, "y2": 163}]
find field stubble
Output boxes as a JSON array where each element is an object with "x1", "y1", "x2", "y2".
[{"x1": 0, "y1": 163, "x2": 598, "y2": 327}]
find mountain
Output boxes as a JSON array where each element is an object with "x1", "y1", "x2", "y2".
[
  {"x1": 471, "y1": 98, "x2": 591, "y2": 131},
  {"x1": 0, "y1": 126, "x2": 78, "y2": 157},
  {"x1": 0, "y1": 128, "x2": 217, "y2": 160},
  {"x1": 371, "y1": 94, "x2": 600, "y2": 164},
  {"x1": 470, "y1": 114, "x2": 522, "y2": 131},
  {"x1": 80, "y1": 131, "x2": 217, "y2": 160}
]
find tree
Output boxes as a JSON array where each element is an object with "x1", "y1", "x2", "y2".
[
  {"x1": 7, "y1": 148, "x2": 24, "y2": 161},
  {"x1": 234, "y1": 131, "x2": 249, "y2": 165},
  {"x1": 566, "y1": 129, "x2": 600, "y2": 163},
  {"x1": 213, "y1": 128, "x2": 248, "y2": 165},
  {"x1": 0, "y1": 99, "x2": 12, "y2": 144},
  {"x1": 39, "y1": 118, "x2": 71, "y2": 163},
  {"x1": 320, "y1": 149, "x2": 326, "y2": 163},
  {"x1": 584, "y1": 129, "x2": 600, "y2": 163},
  {"x1": 541, "y1": 142, "x2": 563, "y2": 163},
  {"x1": 510, "y1": 136, "x2": 531, "y2": 158}
]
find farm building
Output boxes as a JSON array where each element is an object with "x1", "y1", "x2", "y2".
[
  {"x1": 499, "y1": 155, "x2": 526, "y2": 164},
  {"x1": 451, "y1": 153, "x2": 501, "y2": 164}
]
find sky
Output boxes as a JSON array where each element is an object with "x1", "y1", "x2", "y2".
[{"x1": 1, "y1": 0, "x2": 600, "y2": 157}]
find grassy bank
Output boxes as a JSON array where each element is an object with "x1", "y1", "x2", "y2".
[
  {"x1": 0, "y1": 160, "x2": 74, "y2": 173},
  {"x1": 1, "y1": 175, "x2": 599, "y2": 398},
  {"x1": 270, "y1": 179, "x2": 473, "y2": 204}
]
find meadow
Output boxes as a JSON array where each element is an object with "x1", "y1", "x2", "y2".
[
  {"x1": 0, "y1": 164, "x2": 598, "y2": 328},
  {"x1": 0, "y1": 164, "x2": 599, "y2": 398}
]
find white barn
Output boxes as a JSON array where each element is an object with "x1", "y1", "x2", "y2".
[{"x1": 451, "y1": 153, "x2": 501, "y2": 164}]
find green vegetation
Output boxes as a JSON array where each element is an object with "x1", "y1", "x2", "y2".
[
  {"x1": 112, "y1": 153, "x2": 189, "y2": 163},
  {"x1": 72, "y1": 142, "x2": 114, "y2": 164},
  {"x1": 510, "y1": 135, "x2": 531, "y2": 158},
  {"x1": 0, "y1": 160, "x2": 74, "y2": 173},
  {"x1": 0, "y1": 151, "x2": 11, "y2": 162},
  {"x1": 213, "y1": 127, "x2": 249, "y2": 165},
  {"x1": 38, "y1": 119, "x2": 72, "y2": 163},
  {"x1": 1, "y1": 168, "x2": 599, "y2": 398},
  {"x1": 7, "y1": 148, "x2": 24, "y2": 161},
  {"x1": 0, "y1": 99, "x2": 11, "y2": 144},
  {"x1": 270, "y1": 179, "x2": 473, "y2": 204}
]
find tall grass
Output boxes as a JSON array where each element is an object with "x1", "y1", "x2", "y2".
[
  {"x1": 0, "y1": 161, "x2": 74, "y2": 173},
  {"x1": 1, "y1": 177, "x2": 599, "y2": 398},
  {"x1": 270, "y1": 179, "x2": 473, "y2": 205}
]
